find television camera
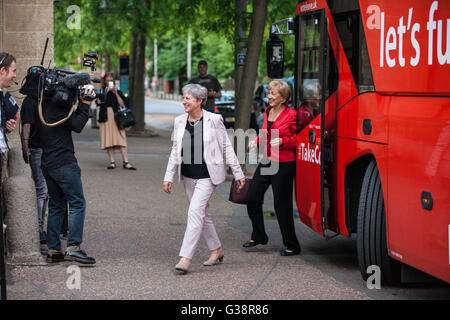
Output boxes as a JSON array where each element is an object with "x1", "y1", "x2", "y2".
[{"x1": 19, "y1": 39, "x2": 101, "y2": 126}]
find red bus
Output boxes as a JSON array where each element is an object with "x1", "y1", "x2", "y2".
[{"x1": 267, "y1": 0, "x2": 450, "y2": 284}]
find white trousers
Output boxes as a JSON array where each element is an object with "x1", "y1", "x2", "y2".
[{"x1": 179, "y1": 177, "x2": 221, "y2": 259}]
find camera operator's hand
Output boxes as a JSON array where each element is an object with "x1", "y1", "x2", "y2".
[{"x1": 81, "y1": 85, "x2": 95, "y2": 104}]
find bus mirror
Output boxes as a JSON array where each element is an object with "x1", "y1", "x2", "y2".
[{"x1": 267, "y1": 38, "x2": 284, "y2": 79}]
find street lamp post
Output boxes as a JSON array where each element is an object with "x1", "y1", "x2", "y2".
[
  {"x1": 187, "y1": 33, "x2": 192, "y2": 81},
  {"x1": 154, "y1": 39, "x2": 158, "y2": 95}
]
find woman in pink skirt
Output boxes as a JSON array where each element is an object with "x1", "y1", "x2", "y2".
[{"x1": 97, "y1": 73, "x2": 136, "y2": 170}]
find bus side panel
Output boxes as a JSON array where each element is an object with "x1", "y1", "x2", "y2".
[
  {"x1": 335, "y1": 138, "x2": 389, "y2": 238},
  {"x1": 337, "y1": 93, "x2": 388, "y2": 144},
  {"x1": 359, "y1": 0, "x2": 450, "y2": 95},
  {"x1": 334, "y1": 92, "x2": 391, "y2": 237},
  {"x1": 388, "y1": 96, "x2": 450, "y2": 283}
]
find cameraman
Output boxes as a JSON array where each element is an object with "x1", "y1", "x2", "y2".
[{"x1": 37, "y1": 86, "x2": 96, "y2": 264}]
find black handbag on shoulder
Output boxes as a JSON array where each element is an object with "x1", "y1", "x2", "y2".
[{"x1": 115, "y1": 106, "x2": 136, "y2": 129}]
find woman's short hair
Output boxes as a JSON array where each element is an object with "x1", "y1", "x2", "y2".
[
  {"x1": 182, "y1": 83, "x2": 208, "y2": 107},
  {"x1": 268, "y1": 79, "x2": 291, "y2": 104}
]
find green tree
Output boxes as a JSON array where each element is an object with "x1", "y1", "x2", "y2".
[
  {"x1": 54, "y1": 0, "x2": 130, "y2": 71},
  {"x1": 234, "y1": 0, "x2": 268, "y2": 131}
]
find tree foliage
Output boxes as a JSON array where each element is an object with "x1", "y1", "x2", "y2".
[
  {"x1": 54, "y1": 0, "x2": 299, "y2": 82},
  {"x1": 54, "y1": 0, "x2": 131, "y2": 70}
]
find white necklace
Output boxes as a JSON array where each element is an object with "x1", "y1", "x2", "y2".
[{"x1": 188, "y1": 118, "x2": 201, "y2": 127}]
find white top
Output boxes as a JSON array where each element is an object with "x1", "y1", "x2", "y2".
[{"x1": 0, "y1": 89, "x2": 8, "y2": 154}]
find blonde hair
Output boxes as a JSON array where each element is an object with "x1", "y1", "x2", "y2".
[{"x1": 268, "y1": 79, "x2": 291, "y2": 104}]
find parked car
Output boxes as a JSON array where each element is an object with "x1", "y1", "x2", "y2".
[
  {"x1": 213, "y1": 90, "x2": 258, "y2": 130},
  {"x1": 213, "y1": 90, "x2": 235, "y2": 128}
]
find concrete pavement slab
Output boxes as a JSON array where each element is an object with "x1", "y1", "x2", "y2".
[{"x1": 2, "y1": 122, "x2": 395, "y2": 300}]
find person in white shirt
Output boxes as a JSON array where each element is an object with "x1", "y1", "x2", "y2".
[
  {"x1": 0, "y1": 52, "x2": 17, "y2": 299},
  {"x1": 0, "y1": 52, "x2": 18, "y2": 149}
]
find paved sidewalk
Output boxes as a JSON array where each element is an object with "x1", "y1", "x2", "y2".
[
  {"x1": 4, "y1": 122, "x2": 372, "y2": 300},
  {"x1": 7, "y1": 121, "x2": 448, "y2": 300}
]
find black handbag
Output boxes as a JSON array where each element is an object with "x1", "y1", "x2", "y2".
[
  {"x1": 229, "y1": 178, "x2": 252, "y2": 204},
  {"x1": 115, "y1": 106, "x2": 136, "y2": 129}
]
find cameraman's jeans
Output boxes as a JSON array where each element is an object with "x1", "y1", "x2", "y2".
[
  {"x1": 43, "y1": 162, "x2": 86, "y2": 252},
  {"x1": 29, "y1": 148, "x2": 48, "y2": 235}
]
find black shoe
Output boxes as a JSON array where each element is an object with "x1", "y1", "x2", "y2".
[
  {"x1": 280, "y1": 248, "x2": 300, "y2": 256},
  {"x1": 46, "y1": 251, "x2": 65, "y2": 263},
  {"x1": 242, "y1": 239, "x2": 268, "y2": 248},
  {"x1": 64, "y1": 250, "x2": 96, "y2": 264}
]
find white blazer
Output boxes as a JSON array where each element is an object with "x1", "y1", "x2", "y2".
[{"x1": 163, "y1": 110, "x2": 245, "y2": 185}]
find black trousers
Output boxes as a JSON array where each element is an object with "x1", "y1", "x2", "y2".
[{"x1": 246, "y1": 161, "x2": 300, "y2": 251}]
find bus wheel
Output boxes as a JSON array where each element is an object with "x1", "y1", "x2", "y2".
[{"x1": 357, "y1": 160, "x2": 401, "y2": 285}]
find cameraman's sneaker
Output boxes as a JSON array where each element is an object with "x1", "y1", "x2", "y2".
[
  {"x1": 47, "y1": 250, "x2": 65, "y2": 263},
  {"x1": 64, "y1": 247, "x2": 96, "y2": 264}
]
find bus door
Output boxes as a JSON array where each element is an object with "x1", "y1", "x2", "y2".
[{"x1": 295, "y1": 9, "x2": 335, "y2": 237}]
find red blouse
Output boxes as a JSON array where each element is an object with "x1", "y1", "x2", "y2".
[{"x1": 255, "y1": 105, "x2": 297, "y2": 162}]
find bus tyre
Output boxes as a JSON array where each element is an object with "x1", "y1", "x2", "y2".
[{"x1": 357, "y1": 160, "x2": 401, "y2": 285}]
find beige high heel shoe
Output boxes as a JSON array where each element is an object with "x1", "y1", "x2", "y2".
[
  {"x1": 203, "y1": 250, "x2": 224, "y2": 266},
  {"x1": 175, "y1": 258, "x2": 191, "y2": 274},
  {"x1": 175, "y1": 263, "x2": 189, "y2": 274}
]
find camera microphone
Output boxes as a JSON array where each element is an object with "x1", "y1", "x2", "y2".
[{"x1": 63, "y1": 72, "x2": 91, "y2": 89}]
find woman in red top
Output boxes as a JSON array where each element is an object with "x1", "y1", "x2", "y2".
[{"x1": 243, "y1": 80, "x2": 301, "y2": 256}]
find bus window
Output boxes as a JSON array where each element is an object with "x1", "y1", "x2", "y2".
[
  {"x1": 297, "y1": 13, "x2": 321, "y2": 108},
  {"x1": 297, "y1": 81, "x2": 321, "y2": 133},
  {"x1": 296, "y1": 11, "x2": 337, "y2": 132},
  {"x1": 327, "y1": 0, "x2": 374, "y2": 92}
]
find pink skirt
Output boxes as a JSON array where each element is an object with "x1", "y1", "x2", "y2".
[{"x1": 99, "y1": 107, "x2": 127, "y2": 150}]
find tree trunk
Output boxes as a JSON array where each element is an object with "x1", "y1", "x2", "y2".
[
  {"x1": 234, "y1": 0, "x2": 247, "y2": 98},
  {"x1": 234, "y1": 0, "x2": 267, "y2": 131},
  {"x1": 130, "y1": 34, "x2": 146, "y2": 132},
  {"x1": 129, "y1": 32, "x2": 137, "y2": 109},
  {"x1": 104, "y1": 52, "x2": 111, "y2": 73}
]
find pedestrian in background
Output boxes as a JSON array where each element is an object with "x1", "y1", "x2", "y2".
[
  {"x1": 97, "y1": 72, "x2": 136, "y2": 170},
  {"x1": 244, "y1": 79, "x2": 301, "y2": 256},
  {"x1": 163, "y1": 84, "x2": 246, "y2": 274},
  {"x1": 188, "y1": 60, "x2": 222, "y2": 112}
]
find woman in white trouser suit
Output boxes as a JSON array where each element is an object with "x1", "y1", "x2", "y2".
[{"x1": 163, "y1": 84, "x2": 246, "y2": 274}]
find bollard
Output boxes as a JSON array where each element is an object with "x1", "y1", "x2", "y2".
[{"x1": 3, "y1": 148, "x2": 44, "y2": 265}]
